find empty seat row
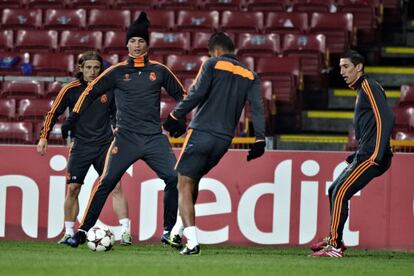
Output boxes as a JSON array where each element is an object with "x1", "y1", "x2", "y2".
[
  {"x1": 0, "y1": 98, "x2": 54, "y2": 121},
  {"x1": 0, "y1": 80, "x2": 63, "y2": 98}
]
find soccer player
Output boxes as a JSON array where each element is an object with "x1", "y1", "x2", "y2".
[
  {"x1": 163, "y1": 32, "x2": 266, "y2": 255},
  {"x1": 36, "y1": 51, "x2": 132, "y2": 245},
  {"x1": 310, "y1": 50, "x2": 394, "y2": 257},
  {"x1": 63, "y1": 12, "x2": 185, "y2": 247}
]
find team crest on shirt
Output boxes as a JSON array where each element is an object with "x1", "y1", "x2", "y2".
[
  {"x1": 100, "y1": 94, "x2": 107, "y2": 104},
  {"x1": 123, "y1": 73, "x2": 131, "y2": 81},
  {"x1": 149, "y1": 72, "x2": 157, "y2": 81},
  {"x1": 111, "y1": 146, "x2": 118, "y2": 154}
]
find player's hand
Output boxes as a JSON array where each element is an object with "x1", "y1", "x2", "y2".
[
  {"x1": 163, "y1": 114, "x2": 186, "y2": 138},
  {"x1": 247, "y1": 140, "x2": 266, "y2": 161},
  {"x1": 61, "y1": 112, "x2": 79, "y2": 139},
  {"x1": 36, "y1": 138, "x2": 48, "y2": 156}
]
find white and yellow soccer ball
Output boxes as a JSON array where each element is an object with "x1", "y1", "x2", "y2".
[{"x1": 86, "y1": 225, "x2": 115, "y2": 252}]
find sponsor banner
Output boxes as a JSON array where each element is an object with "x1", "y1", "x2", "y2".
[{"x1": 0, "y1": 146, "x2": 413, "y2": 249}]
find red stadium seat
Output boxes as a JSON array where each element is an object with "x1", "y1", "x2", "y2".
[
  {"x1": 176, "y1": 10, "x2": 219, "y2": 32},
  {"x1": 399, "y1": 85, "x2": 414, "y2": 106},
  {"x1": 165, "y1": 54, "x2": 208, "y2": 80},
  {"x1": 190, "y1": 32, "x2": 236, "y2": 55},
  {"x1": 0, "y1": 30, "x2": 14, "y2": 51},
  {"x1": 45, "y1": 81, "x2": 64, "y2": 99},
  {"x1": 309, "y1": 12, "x2": 354, "y2": 54},
  {"x1": 15, "y1": 30, "x2": 58, "y2": 53},
  {"x1": 395, "y1": 131, "x2": 414, "y2": 141},
  {"x1": 113, "y1": 0, "x2": 156, "y2": 9},
  {"x1": 220, "y1": 11, "x2": 264, "y2": 33},
  {"x1": 17, "y1": 98, "x2": 53, "y2": 121},
  {"x1": 34, "y1": 122, "x2": 64, "y2": 144},
  {"x1": 88, "y1": 9, "x2": 131, "y2": 31},
  {"x1": 244, "y1": 0, "x2": 286, "y2": 12},
  {"x1": 0, "y1": 52, "x2": 23, "y2": 75},
  {"x1": 157, "y1": 0, "x2": 198, "y2": 10},
  {"x1": 69, "y1": 0, "x2": 113, "y2": 9},
  {"x1": 264, "y1": 12, "x2": 308, "y2": 35},
  {"x1": 60, "y1": 30, "x2": 103, "y2": 53},
  {"x1": 256, "y1": 56, "x2": 301, "y2": 104},
  {"x1": 32, "y1": 53, "x2": 74, "y2": 76},
  {"x1": 291, "y1": 0, "x2": 333, "y2": 13},
  {"x1": 1, "y1": 80, "x2": 45, "y2": 99},
  {"x1": 0, "y1": 99, "x2": 16, "y2": 120},
  {"x1": 43, "y1": 9, "x2": 87, "y2": 30},
  {"x1": 103, "y1": 31, "x2": 126, "y2": 53},
  {"x1": 149, "y1": 32, "x2": 190, "y2": 55},
  {"x1": 26, "y1": 0, "x2": 66, "y2": 8},
  {"x1": 0, "y1": 122, "x2": 33, "y2": 144},
  {"x1": 239, "y1": 56, "x2": 255, "y2": 71},
  {"x1": 237, "y1": 33, "x2": 280, "y2": 57},
  {"x1": 0, "y1": 0, "x2": 22, "y2": 8},
  {"x1": 133, "y1": 10, "x2": 175, "y2": 32},
  {"x1": 282, "y1": 33, "x2": 327, "y2": 76},
  {"x1": 198, "y1": 0, "x2": 243, "y2": 10},
  {"x1": 1, "y1": 8, "x2": 42, "y2": 30},
  {"x1": 392, "y1": 106, "x2": 414, "y2": 132}
]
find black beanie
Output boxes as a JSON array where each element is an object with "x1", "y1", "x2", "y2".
[{"x1": 126, "y1": 12, "x2": 150, "y2": 45}]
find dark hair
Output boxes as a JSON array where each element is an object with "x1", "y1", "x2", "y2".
[
  {"x1": 74, "y1": 50, "x2": 103, "y2": 80},
  {"x1": 208, "y1": 32, "x2": 235, "y2": 53},
  {"x1": 341, "y1": 49, "x2": 365, "y2": 67}
]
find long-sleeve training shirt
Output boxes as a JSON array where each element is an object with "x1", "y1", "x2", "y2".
[
  {"x1": 173, "y1": 54, "x2": 265, "y2": 140},
  {"x1": 72, "y1": 54, "x2": 185, "y2": 135},
  {"x1": 350, "y1": 75, "x2": 395, "y2": 163},
  {"x1": 40, "y1": 79, "x2": 116, "y2": 145}
]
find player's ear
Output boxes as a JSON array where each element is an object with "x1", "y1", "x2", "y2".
[{"x1": 356, "y1": 63, "x2": 363, "y2": 73}]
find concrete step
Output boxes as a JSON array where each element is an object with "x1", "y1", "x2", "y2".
[
  {"x1": 328, "y1": 88, "x2": 400, "y2": 109},
  {"x1": 364, "y1": 66, "x2": 414, "y2": 86},
  {"x1": 301, "y1": 110, "x2": 353, "y2": 132},
  {"x1": 276, "y1": 134, "x2": 347, "y2": 151}
]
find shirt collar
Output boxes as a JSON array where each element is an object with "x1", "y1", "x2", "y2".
[
  {"x1": 349, "y1": 74, "x2": 366, "y2": 90},
  {"x1": 128, "y1": 52, "x2": 149, "y2": 68}
]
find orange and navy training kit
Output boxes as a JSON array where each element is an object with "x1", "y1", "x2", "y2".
[
  {"x1": 173, "y1": 54, "x2": 265, "y2": 180},
  {"x1": 39, "y1": 79, "x2": 116, "y2": 184},
  {"x1": 328, "y1": 75, "x2": 395, "y2": 248},
  {"x1": 72, "y1": 54, "x2": 184, "y2": 233}
]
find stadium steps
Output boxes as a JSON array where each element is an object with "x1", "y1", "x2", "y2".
[
  {"x1": 275, "y1": 134, "x2": 347, "y2": 151},
  {"x1": 328, "y1": 88, "x2": 400, "y2": 109},
  {"x1": 364, "y1": 66, "x2": 414, "y2": 86},
  {"x1": 301, "y1": 110, "x2": 353, "y2": 132}
]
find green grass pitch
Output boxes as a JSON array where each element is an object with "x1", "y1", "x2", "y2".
[{"x1": 0, "y1": 241, "x2": 413, "y2": 276}]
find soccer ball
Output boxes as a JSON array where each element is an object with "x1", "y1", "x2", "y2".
[{"x1": 86, "y1": 225, "x2": 115, "y2": 252}]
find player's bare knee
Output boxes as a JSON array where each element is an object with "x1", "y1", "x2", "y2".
[{"x1": 67, "y1": 183, "x2": 81, "y2": 198}]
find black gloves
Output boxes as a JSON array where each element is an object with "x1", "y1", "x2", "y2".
[
  {"x1": 61, "y1": 112, "x2": 80, "y2": 139},
  {"x1": 247, "y1": 140, "x2": 266, "y2": 161},
  {"x1": 163, "y1": 114, "x2": 186, "y2": 138}
]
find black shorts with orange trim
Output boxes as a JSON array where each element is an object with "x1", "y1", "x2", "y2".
[
  {"x1": 66, "y1": 140, "x2": 111, "y2": 184},
  {"x1": 176, "y1": 129, "x2": 232, "y2": 180}
]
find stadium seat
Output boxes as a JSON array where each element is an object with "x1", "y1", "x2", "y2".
[
  {"x1": 102, "y1": 53, "x2": 119, "y2": 66},
  {"x1": 43, "y1": 9, "x2": 87, "y2": 30},
  {"x1": 88, "y1": 9, "x2": 131, "y2": 31},
  {"x1": 176, "y1": 10, "x2": 219, "y2": 32},
  {"x1": 69, "y1": 0, "x2": 113, "y2": 9},
  {"x1": 220, "y1": 11, "x2": 264, "y2": 33},
  {"x1": 157, "y1": 0, "x2": 198, "y2": 10},
  {"x1": 60, "y1": 30, "x2": 103, "y2": 53},
  {"x1": 256, "y1": 56, "x2": 301, "y2": 104},
  {"x1": 0, "y1": 99, "x2": 16, "y2": 120},
  {"x1": 148, "y1": 54, "x2": 165, "y2": 64},
  {"x1": 399, "y1": 85, "x2": 414, "y2": 106},
  {"x1": 392, "y1": 106, "x2": 414, "y2": 132},
  {"x1": 198, "y1": 0, "x2": 243, "y2": 10},
  {"x1": 160, "y1": 97, "x2": 177, "y2": 120},
  {"x1": 0, "y1": 52, "x2": 23, "y2": 75},
  {"x1": 395, "y1": 131, "x2": 414, "y2": 140},
  {"x1": 133, "y1": 10, "x2": 175, "y2": 32},
  {"x1": 17, "y1": 98, "x2": 53, "y2": 121},
  {"x1": 15, "y1": 30, "x2": 58, "y2": 53},
  {"x1": 264, "y1": 12, "x2": 308, "y2": 35},
  {"x1": 0, "y1": 0, "x2": 22, "y2": 8},
  {"x1": 291, "y1": 0, "x2": 333, "y2": 13},
  {"x1": 113, "y1": 0, "x2": 156, "y2": 9},
  {"x1": 309, "y1": 12, "x2": 354, "y2": 54},
  {"x1": 239, "y1": 56, "x2": 255, "y2": 71},
  {"x1": 1, "y1": 80, "x2": 45, "y2": 99},
  {"x1": 1, "y1": 8, "x2": 42, "y2": 30},
  {"x1": 0, "y1": 121, "x2": 33, "y2": 144},
  {"x1": 45, "y1": 81, "x2": 63, "y2": 99},
  {"x1": 32, "y1": 53, "x2": 74, "y2": 76},
  {"x1": 190, "y1": 32, "x2": 236, "y2": 55},
  {"x1": 149, "y1": 32, "x2": 191, "y2": 55},
  {"x1": 282, "y1": 33, "x2": 327, "y2": 76},
  {"x1": 165, "y1": 54, "x2": 208, "y2": 80},
  {"x1": 103, "y1": 31, "x2": 126, "y2": 53},
  {"x1": 0, "y1": 30, "x2": 14, "y2": 51},
  {"x1": 26, "y1": 0, "x2": 67, "y2": 8},
  {"x1": 237, "y1": 33, "x2": 280, "y2": 57},
  {"x1": 34, "y1": 121, "x2": 64, "y2": 144},
  {"x1": 244, "y1": 0, "x2": 286, "y2": 12}
]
